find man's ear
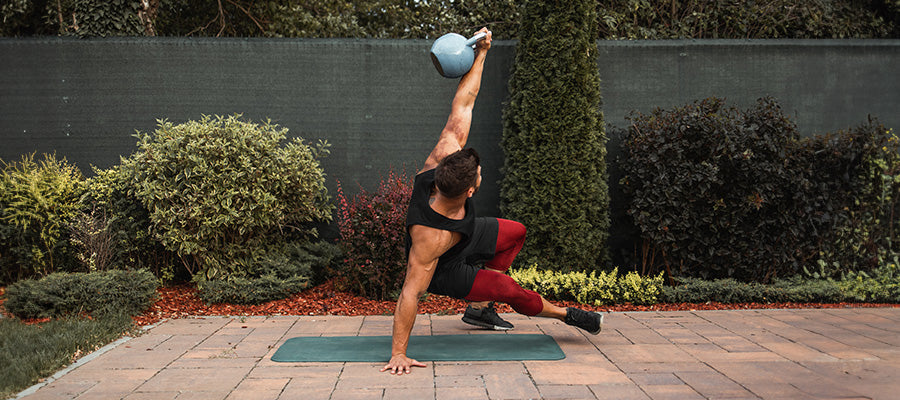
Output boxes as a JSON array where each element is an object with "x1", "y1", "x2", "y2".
[{"x1": 466, "y1": 186, "x2": 476, "y2": 198}]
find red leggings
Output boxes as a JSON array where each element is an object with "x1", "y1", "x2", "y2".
[{"x1": 464, "y1": 219, "x2": 544, "y2": 316}]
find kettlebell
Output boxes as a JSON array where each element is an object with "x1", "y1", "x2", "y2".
[{"x1": 429, "y1": 32, "x2": 488, "y2": 78}]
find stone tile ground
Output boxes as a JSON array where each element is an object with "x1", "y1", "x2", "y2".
[{"x1": 16, "y1": 308, "x2": 900, "y2": 400}]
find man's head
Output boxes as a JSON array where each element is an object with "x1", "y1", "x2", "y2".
[{"x1": 435, "y1": 148, "x2": 481, "y2": 198}]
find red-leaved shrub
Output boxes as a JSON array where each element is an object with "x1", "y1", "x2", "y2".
[{"x1": 335, "y1": 169, "x2": 413, "y2": 300}]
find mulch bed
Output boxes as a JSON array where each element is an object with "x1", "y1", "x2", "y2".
[
  {"x1": 2, "y1": 282, "x2": 896, "y2": 327},
  {"x1": 129, "y1": 280, "x2": 900, "y2": 327}
]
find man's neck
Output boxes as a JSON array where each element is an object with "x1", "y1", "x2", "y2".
[{"x1": 430, "y1": 194, "x2": 467, "y2": 220}]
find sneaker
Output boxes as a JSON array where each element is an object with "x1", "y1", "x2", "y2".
[
  {"x1": 462, "y1": 302, "x2": 514, "y2": 331},
  {"x1": 565, "y1": 307, "x2": 603, "y2": 335}
]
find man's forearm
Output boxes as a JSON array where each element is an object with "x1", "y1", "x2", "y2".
[
  {"x1": 390, "y1": 291, "x2": 420, "y2": 356},
  {"x1": 453, "y1": 49, "x2": 487, "y2": 110}
]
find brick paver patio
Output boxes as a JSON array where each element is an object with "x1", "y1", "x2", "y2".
[{"x1": 15, "y1": 308, "x2": 900, "y2": 399}]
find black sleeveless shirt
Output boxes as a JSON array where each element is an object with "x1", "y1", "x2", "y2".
[
  {"x1": 405, "y1": 169, "x2": 476, "y2": 261},
  {"x1": 405, "y1": 169, "x2": 481, "y2": 298}
]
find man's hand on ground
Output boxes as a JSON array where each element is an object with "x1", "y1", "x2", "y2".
[{"x1": 380, "y1": 354, "x2": 426, "y2": 375}]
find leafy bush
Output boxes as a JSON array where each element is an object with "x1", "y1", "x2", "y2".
[
  {"x1": 597, "y1": 0, "x2": 893, "y2": 39},
  {"x1": 334, "y1": 169, "x2": 412, "y2": 300},
  {"x1": 789, "y1": 121, "x2": 900, "y2": 278},
  {"x1": 837, "y1": 262, "x2": 900, "y2": 303},
  {"x1": 509, "y1": 265, "x2": 664, "y2": 306},
  {"x1": 501, "y1": 0, "x2": 610, "y2": 271},
  {"x1": 0, "y1": 153, "x2": 85, "y2": 284},
  {"x1": 122, "y1": 114, "x2": 333, "y2": 281},
  {"x1": 3, "y1": 269, "x2": 158, "y2": 319},
  {"x1": 196, "y1": 240, "x2": 342, "y2": 304},
  {"x1": 620, "y1": 98, "x2": 900, "y2": 282},
  {"x1": 620, "y1": 98, "x2": 798, "y2": 281},
  {"x1": 0, "y1": 313, "x2": 135, "y2": 399}
]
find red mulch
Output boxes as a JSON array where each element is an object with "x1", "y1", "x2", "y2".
[
  {"x1": 3, "y1": 281, "x2": 897, "y2": 327},
  {"x1": 129, "y1": 281, "x2": 900, "y2": 327}
]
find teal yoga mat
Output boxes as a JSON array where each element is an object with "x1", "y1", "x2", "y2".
[{"x1": 271, "y1": 334, "x2": 565, "y2": 362}]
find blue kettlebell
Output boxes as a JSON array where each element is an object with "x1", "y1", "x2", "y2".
[{"x1": 430, "y1": 32, "x2": 488, "y2": 78}]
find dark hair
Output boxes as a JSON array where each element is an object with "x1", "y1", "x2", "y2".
[{"x1": 435, "y1": 148, "x2": 480, "y2": 198}]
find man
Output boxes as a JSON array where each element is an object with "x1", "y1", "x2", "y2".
[{"x1": 381, "y1": 28, "x2": 604, "y2": 375}]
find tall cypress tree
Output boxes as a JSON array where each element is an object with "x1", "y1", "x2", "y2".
[{"x1": 500, "y1": 0, "x2": 609, "y2": 271}]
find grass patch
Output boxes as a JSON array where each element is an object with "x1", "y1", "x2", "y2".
[{"x1": 0, "y1": 313, "x2": 136, "y2": 399}]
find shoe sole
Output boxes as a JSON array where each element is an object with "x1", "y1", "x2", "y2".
[
  {"x1": 461, "y1": 316, "x2": 513, "y2": 331},
  {"x1": 588, "y1": 313, "x2": 604, "y2": 335}
]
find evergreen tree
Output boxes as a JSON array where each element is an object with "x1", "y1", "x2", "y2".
[{"x1": 500, "y1": 0, "x2": 609, "y2": 271}]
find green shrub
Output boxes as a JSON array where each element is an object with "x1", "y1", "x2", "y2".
[
  {"x1": 620, "y1": 98, "x2": 798, "y2": 281},
  {"x1": 3, "y1": 269, "x2": 158, "y2": 319},
  {"x1": 510, "y1": 265, "x2": 664, "y2": 306},
  {"x1": 197, "y1": 275, "x2": 309, "y2": 305},
  {"x1": 122, "y1": 114, "x2": 333, "y2": 281},
  {"x1": 78, "y1": 164, "x2": 176, "y2": 280},
  {"x1": 789, "y1": 121, "x2": 900, "y2": 278},
  {"x1": 620, "y1": 98, "x2": 900, "y2": 282},
  {"x1": 501, "y1": 0, "x2": 610, "y2": 271},
  {"x1": 837, "y1": 261, "x2": 900, "y2": 303},
  {"x1": 597, "y1": 0, "x2": 893, "y2": 39},
  {"x1": 0, "y1": 313, "x2": 135, "y2": 399},
  {"x1": 0, "y1": 153, "x2": 85, "y2": 284},
  {"x1": 196, "y1": 240, "x2": 342, "y2": 304},
  {"x1": 334, "y1": 169, "x2": 411, "y2": 300}
]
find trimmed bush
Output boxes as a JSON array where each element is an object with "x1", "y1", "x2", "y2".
[
  {"x1": 122, "y1": 114, "x2": 333, "y2": 281},
  {"x1": 3, "y1": 269, "x2": 158, "y2": 319},
  {"x1": 501, "y1": 0, "x2": 610, "y2": 271},
  {"x1": 620, "y1": 98, "x2": 798, "y2": 281},
  {"x1": 510, "y1": 265, "x2": 664, "y2": 306},
  {"x1": 197, "y1": 275, "x2": 309, "y2": 305},
  {"x1": 334, "y1": 170, "x2": 412, "y2": 300},
  {"x1": 620, "y1": 98, "x2": 900, "y2": 281},
  {"x1": 196, "y1": 241, "x2": 342, "y2": 304},
  {"x1": 0, "y1": 153, "x2": 85, "y2": 284}
]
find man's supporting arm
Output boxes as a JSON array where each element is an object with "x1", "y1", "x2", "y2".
[{"x1": 381, "y1": 227, "x2": 443, "y2": 374}]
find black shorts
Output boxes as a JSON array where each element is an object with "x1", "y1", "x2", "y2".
[{"x1": 426, "y1": 217, "x2": 499, "y2": 299}]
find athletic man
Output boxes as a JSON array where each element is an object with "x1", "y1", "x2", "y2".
[{"x1": 381, "y1": 28, "x2": 603, "y2": 375}]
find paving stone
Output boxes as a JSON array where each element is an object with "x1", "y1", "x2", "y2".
[
  {"x1": 482, "y1": 373, "x2": 540, "y2": 399},
  {"x1": 588, "y1": 383, "x2": 650, "y2": 400},
  {"x1": 537, "y1": 384, "x2": 596, "y2": 399},
  {"x1": 436, "y1": 386, "x2": 490, "y2": 400}
]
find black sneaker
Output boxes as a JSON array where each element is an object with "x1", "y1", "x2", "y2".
[
  {"x1": 462, "y1": 302, "x2": 514, "y2": 331},
  {"x1": 565, "y1": 307, "x2": 603, "y2": 335}
]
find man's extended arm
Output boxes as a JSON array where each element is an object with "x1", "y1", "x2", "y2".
[{"x1": 421, "y1": 28, "x2": 492, "y2": 173}]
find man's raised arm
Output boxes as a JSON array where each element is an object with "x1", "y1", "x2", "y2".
[{"x1": 421, "y1": 28, "x2": 492, "y2": 173}]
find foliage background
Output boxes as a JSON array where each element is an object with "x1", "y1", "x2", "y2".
[{"x1": 2, "y1": 0, "x2": 898, "y2": 39}]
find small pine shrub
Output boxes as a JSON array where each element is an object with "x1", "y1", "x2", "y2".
[
  {"x1": 196, "y1": 241, "x2": 341, "y2": 304},
  {"x1": 334, "y1": 169, "x2": 412, "y2": 300},
  {"x1": 0, "y1": 153, "x2": 85, "y2": 284},
  {"x1": 510, "y1": 265, "x2": 663, "y2": 306},
  {"x1": 3, "y1": 269, "x2": 158, "y2": 319},
  {"x1": 197, "y1": 275, "x2": 309, "y2": 305}
]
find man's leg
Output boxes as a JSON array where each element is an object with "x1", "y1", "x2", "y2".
[
  {"x1": 466, "y1": 269, "x2": 604, "y2": 334},
  {"x1": 464, "y1": 219, "x2": 526, "y2": 330}
]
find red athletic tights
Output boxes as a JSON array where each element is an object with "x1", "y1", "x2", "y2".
[{"x1": 465, "y1": 219, "x2": 544, "y2": 316}]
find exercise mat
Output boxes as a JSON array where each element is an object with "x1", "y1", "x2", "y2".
[{"x1": 271, "y1": 334, "x2": 565, "y2": 362}]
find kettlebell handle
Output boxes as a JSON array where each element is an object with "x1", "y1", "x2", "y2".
[{"x1": 464, "y1": 32, "x2": 488, "y2": 47}]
